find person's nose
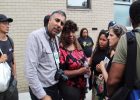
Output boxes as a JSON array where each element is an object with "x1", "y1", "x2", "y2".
[
  {"x1": 100, "y1": 41, "x2": 103, "y2": 45},
  {"x1": 57, "y1": 21, "x2": 62, "y2": 28},
  {"x1": 7, "y1": 25, "x2": 10, "y2": 28},
  {"x1": 69, "y1": 32, "x2": 73, "y2": 36},
  {"x1": 108, "y1": 36, "x2": 110, "y2": 40}
]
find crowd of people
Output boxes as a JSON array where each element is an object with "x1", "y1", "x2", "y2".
[{"x1": 0, "y1": 0, "x2": 140, "y2": 100}]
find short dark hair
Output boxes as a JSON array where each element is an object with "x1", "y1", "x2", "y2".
[
  {"x1": 50, "y1": 10, "x2": 66, "y2": 19},
  {"x1": 129, "y1": 0, "x2": 140, "y2": 26},
  {"x1": 44, "y1": 15, "x2": 50, "y2": 26}
]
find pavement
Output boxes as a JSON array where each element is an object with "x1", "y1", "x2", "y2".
[
  {"x1": 19, "y1": 92, "x2": 31, "y2": 100},
  {"x1": 19, "y1": 90, "x2": 92, "y2": 100}
]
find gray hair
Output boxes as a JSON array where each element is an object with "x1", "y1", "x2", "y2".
[{"x1": 50, "y1": 10, "x2": 66, "y2": 19}]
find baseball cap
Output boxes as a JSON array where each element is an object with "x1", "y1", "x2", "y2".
[
  {"x1": 0, "y1": 14, "x2": 13, "y2": 22},
  {"x1": 108, "y1": 21, "x2": 116, "y2": 29}
]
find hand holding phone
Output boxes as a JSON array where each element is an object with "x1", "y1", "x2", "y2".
[{"x1": 103, "y1": 57, "x2": 110, "y2": 68}]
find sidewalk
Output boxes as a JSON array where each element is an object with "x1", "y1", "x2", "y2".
[
  {"x1": 19, "y1": 90, "x2": 92, "y2": 100},
  {"x1": 19, "y1": 92, "x2": 31, "y2": 100}
]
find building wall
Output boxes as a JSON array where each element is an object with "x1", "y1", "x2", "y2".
[{"x1": 0, "y1": 0, "x2": 113, "y2": 92}]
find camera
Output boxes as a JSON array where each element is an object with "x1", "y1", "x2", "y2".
[{"x1": 55, "y1": 69, "x2": 68, "y2": 81}]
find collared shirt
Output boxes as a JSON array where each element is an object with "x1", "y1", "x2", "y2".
[{"x1": 25, "y1": 27, "x2": 59, "y2": 99}]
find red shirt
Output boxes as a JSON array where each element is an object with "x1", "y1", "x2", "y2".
[{"x1": 59, "y1": 47, "x2": 86, "y2": 89}]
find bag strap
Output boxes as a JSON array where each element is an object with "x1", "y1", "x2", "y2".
[
  {"x1": 7, "y1": 35, "x2": 14, "y2": 50},
  {"x1": 7, "y1": 35, "x2": 14, "y2": 64},
  {"x1": 125, "y1": 31, "x2": 137, "y2": 89},
  {"x1": 0, "y1": 48, "x2": 3, "y2": 55}
]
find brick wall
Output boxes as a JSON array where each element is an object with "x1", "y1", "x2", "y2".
[{"x1": 0, "y1": 0, "x2": 113, "y2": 92}]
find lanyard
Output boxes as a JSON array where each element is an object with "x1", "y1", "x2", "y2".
[{"x1": 45, "y1": 28, "x2": 59, "y2": 70}]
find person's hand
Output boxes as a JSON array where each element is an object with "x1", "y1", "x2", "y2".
[
  {"x1": 0, "y1": 54, "x2": 7, "y2": 62},
  {"x1": 96, "y1": 64, "x2": 102, "y2": 72},
  {"x1": 78, "y1": 67, "x2": 90, "y2": 75},
  {"x1": 42, "y1": 95, "x2": 52, "y2": 100},
  {"x1": 99, "y1": 61, "x2": 105, "y2": 71}
]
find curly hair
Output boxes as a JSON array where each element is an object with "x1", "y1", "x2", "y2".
[
  {"x1": 61, "y1": 20, "x2": 78, "y2": 34},
  {"x1": 60, "y1": 20, "x2": 81, "y2": 50}
]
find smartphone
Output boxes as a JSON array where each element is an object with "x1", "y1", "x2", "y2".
[{"x1": 103, "y1": 57, "x2": 110, "y2": 68}]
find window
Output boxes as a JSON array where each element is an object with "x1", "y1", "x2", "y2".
[
  {"x1": 114, "y1": 0, "x2": 132, "y2": 27},
  {"x1": 114, "y1": 4, "x2": 131, "y2": 26},
  {"x1": 115, "y1": 0, "x2": 131, "y2": 4},
  {"x1": 115, "y1": 0, "x2": 130, "y2": 2},
  {"x1": 67, "y1": 0, "x2": 91, "y2": 9}
]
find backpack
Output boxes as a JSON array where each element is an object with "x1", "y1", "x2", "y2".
[{"x1": 126, "y1": 30, "x2": 140, "y2": 100}]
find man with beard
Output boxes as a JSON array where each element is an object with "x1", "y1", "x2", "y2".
[{"x1": 25, "y1": 10, "x2": 66, "y2": 100}]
